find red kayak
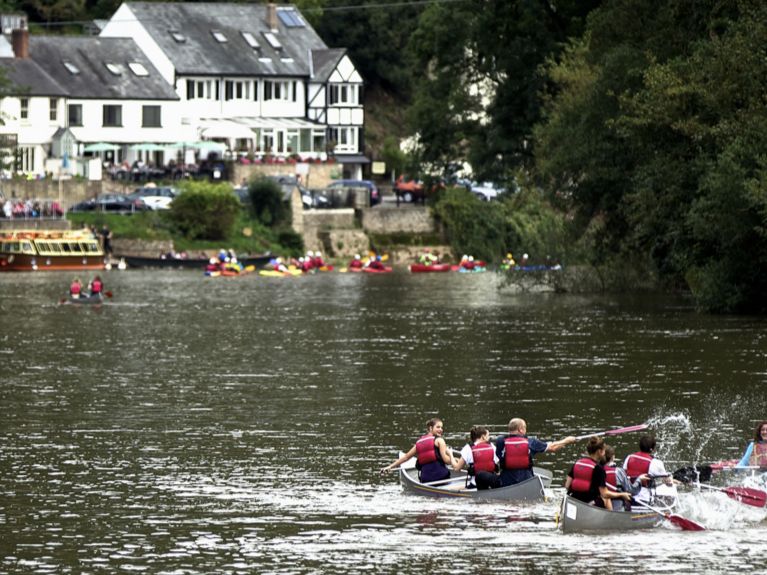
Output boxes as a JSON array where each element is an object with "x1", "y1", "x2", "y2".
[
  {"x1": 409, "y1": 263, "x2": 453, "y2": 273},
  {"x1": 363, "y1": 266, "x2": 392, "y2": 273}
]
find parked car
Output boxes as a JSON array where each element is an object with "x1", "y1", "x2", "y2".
[
  {"x1": 470, "y1": 182, "x2": 505, "y2": 201},
  {"x1": 393, "y1": 175, "x2": 425, "y2": 203},
  {"x1": 127, "y1": 186, "x2": 178, "y2": 210},
  {"x1": 69, "y1": 193, "x2": 149, "y2": 213},
  {"x1": 325, "y1": 179, "x2": 381, "y2": 206},
  {"x1": 234, "y1": 177, "x2": 329, "y2": 210}
]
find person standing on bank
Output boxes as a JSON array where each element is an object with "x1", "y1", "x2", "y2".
[
  {"x1": 566, "y1": 437, "x2": 632, "y2": 509},
  {"x1": 452, "y1": 425, "x2": 502, "y2": 490},
  {"x1": 495, "y1": 418, "x2": 576, "y2": 487},
  {"x1": 381, "y1": 418, "x2": 457, "y2": 483},
  {"x1": 100, "y1": 225, "x2": 113, "y2": 257}
]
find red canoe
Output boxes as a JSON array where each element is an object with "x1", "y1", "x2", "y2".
[
  {"x1": 362, "y1": 266, "x2": 393, "y2": 273},
  {"x1": 409, "y1": 263, "x2": 453, "y2": 273}
]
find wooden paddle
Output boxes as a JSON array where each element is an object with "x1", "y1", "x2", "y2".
[
  {"x1": 632, "y1": 500, "x2": 706, "y2": 531},
  {"x1": 695, "y1": 483, "x2": 767, "y2": 507},
  {"x1": 574, "y1": 423, "x2": 649, "y2": 441}
]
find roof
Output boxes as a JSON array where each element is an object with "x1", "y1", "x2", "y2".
[
  {"x1": 28, "y1": 36, "x2": 179, "y2": 100},
  {"x1": 124, "y1": 2, "x2": 329, "y2": 77},
  {"x1": 311, "y1": 49, "x2": 345, "y2": 82},
  {"x1": 0, "y1": 57, "x2": 67, "y2": 96}
]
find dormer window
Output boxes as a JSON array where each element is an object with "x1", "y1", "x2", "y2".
[
  {"x1": 63, "y1": 61, "x2": 80, "y2": 75},
  {"x1": 105, "y1": 62, "x2": 122, "y2": 76},
  {"x1": 241, "y1": 31, "x2": 260, "y2": 49},
  {"x1": 128, "y1": 62, "x2": 149, "y2": 76},
  {"x1": 170, "y1": 30, "x2": 186, "y2": 43},
  {"x1": 211, "y1": 30, "x2": 227, "y2": 43},
  {"x1": 263, "y1": 32, "x2": 281, "y2": 50}
]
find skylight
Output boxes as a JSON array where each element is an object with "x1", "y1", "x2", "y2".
[
  {"x1": 128, "y1": 62, "x2": 149, "y2": 76},
  {"x1": 105, "y1": 62, "x2": 122, "y2": 76},
  {"x1": 211, "y1": 30, "x2": 227, "y2": 43},
  {"x1": 277, "y1": 8, "x2": 305, "y2": 28},
  {"x1": 170, "y1": 30, "x2": 186, "y2": 43},
  {"x1": 63, "y1": 61, "x2": 80, "y2": 75},
  {"x1": 263, "y1": 31, "x2": 282, "y2": 50},
  {"x1": 241, "y1": 31, "x2": 260, "y2": 49}
]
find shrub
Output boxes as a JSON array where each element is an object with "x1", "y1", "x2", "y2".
[
  {"x1": 168, "y1": 181, "x2": 241, "y2": 240},
  {"x1": 248, "y1": 176, "x2": 288, "y2": 225}
]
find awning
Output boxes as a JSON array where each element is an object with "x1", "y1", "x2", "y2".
[
  {"x1": 333, "y1": 154, "x2": 371, "y2": 164},
  {"x1": 199, "y1": 120, "x2": 255, "y2": 140},
  {"x1": 230, "y1": 116, "x2": 325, "y2": 130}
]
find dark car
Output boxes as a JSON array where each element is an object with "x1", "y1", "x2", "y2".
[
  {"x1": 325, "y1": 179, "x2": 381, "y2": 206},
  {"x1": 69, "y1": 193, "x2": 149, "y2": 214}
]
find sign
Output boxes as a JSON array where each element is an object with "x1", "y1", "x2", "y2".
[
  {"x1": 295, "y1": 162, "x2": 310, "y2": 176},
  {"x1": 372, "y1": 161, "x2": 386, "y2": 175}
]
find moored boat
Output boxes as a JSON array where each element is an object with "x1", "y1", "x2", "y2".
[
  {"x1": 409, "y1": 263, "x2": 453, "y2": 273},
  {"x1": 399, "y1": 465, "x2": 552, "y2": 501},
  {"x1": 0, "y1": 229, "x2": 105, "y2": 271},
  {"x1": 558, "y1": 493, "x2": 676, "y2": 533},
  {"x1": 120, "y1": 254, "x2": 271, "y2": 269}
]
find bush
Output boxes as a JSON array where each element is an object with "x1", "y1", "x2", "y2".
[
  {"x1": 248, "y1": 176, "x2": 288, "y2": 225},
  {"x1": 168, "y1": 181, "x2": 241, "y2": 240}
]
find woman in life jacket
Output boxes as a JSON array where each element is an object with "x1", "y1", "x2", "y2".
[
  {"x1": 737, "y1": 421, "x2": 767, "y2": 468},
  {"x1": 453, "y1": 425, "x2": 502, "y2": 490},
  {"x1": 603, "y1": 445, "x2": 642, "y2": 512},
  {"x1": 69, "y1": 277, "x2": 82, "y2": 298},
  {"x1": 89, "y1": 275, "x2": 103, "y2": 296},
  {"x1": 380, "y1": 418, "x2": 457, "y2": 483},
  {"x1": 565, "y1": 437, "x2": 632, "y2": 510}
]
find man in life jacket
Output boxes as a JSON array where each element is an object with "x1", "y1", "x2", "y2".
[
  {"x1": 739, "y1": 420, "x2": 767, "y2": 468},
  {"x1": 622, "y1": 435, "x2": 671, "y2": 504},
  {"x1": 566, "y1": 437, "x2": 632, "y2": 509},
  {"x1": 603, "y1": 445, "x2": 641, "y2": 511},
  {"x1": 348, "y1": 254, "x2": 364, "y2": 270},
  {"x1": 495, "y1": 418, "x2": 576, "y2": 487},
  {"x1": 380, "y1": 417, "x2": 457, "y2": 484}
]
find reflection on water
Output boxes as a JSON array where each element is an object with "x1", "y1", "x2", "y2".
[{"x1": 1, "y1": 271, "x2": 766, "y2": 573}]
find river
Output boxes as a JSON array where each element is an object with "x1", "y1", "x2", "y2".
[{"x1": 1, "y1": 270, "x2": 766, "y2": 573}]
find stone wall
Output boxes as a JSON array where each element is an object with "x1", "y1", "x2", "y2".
[
  {"x1": 1, "y1": 180, "x2": 103, "y2": 208},
  {"x1": 232, "y1": 162, "x2": 343, "y2": 190},
  {"x1": 301, "y1": 208, "x2": 356, "y2": 253},
  {"x1": 113, "y1": 238, "x2": 174, "y2": 258},
  {"x1": 359, "y1": 205, "x2": 438, "y2": 234}
]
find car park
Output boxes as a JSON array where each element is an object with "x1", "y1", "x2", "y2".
[
  {"x1": 127, "y1": 186, "x2": 179, "y2": 210},
  {"x1": 68, "y1": 193, "x2": 149, "y2": 213},
  {"x1": 325, "y1": 179, "x2": 381, "y2": 206}
]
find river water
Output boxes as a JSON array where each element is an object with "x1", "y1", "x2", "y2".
[{"x1": 1, "y1": 270, "x2": 766, "y2": 573}]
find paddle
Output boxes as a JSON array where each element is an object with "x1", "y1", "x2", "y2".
[
  {"x1": 574, "y1": 423, "x2": 649, "y2": 441},
  {"x1": 695, "y1": 483, "x2": 767, "y2": 508},
  {"x1": 632, "y1": 500, "x2": 706, "y2": 531}
]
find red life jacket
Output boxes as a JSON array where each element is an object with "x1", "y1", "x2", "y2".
[
  {"x1": 70, "y1": 282, "x2": 81, "y2": 295},
  {"x1": 570, "y1": 457, "x2": 597, "y2": 494},
  {"x1": 503, "y1": 436, "x2": 530, "y2": 470},
  {"x1": 471, "y1": 442, "x2": 496, "y2": 473},
  {"x1": 753, "y1": 442, "x2": 767, "y2": 467},
  {"x1": 91, "y1": 279, "x2": 102, "y2": 294},
  {"x1": 604, "y1": 465, "x2": 618, "y2": 491},
  {"x1": 625, "y1": 451, "x2": 653, "y2": 481},
  {"x1": 415, "y1": 434, "x2": 439, "y2": 466}
]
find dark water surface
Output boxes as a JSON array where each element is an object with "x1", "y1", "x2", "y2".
[{"x1": 1, "y1": 270, "x2": 766, "y2": 573}]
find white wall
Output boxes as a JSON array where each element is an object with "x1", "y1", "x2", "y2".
[{"x1": 67, "y1": 99, "x2": 184, "y2": 143}]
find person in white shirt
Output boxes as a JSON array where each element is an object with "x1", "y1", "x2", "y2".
[
  {"x1": 622, "y1": 435, "x2": 672, "y2": 504},
  {"x1": 453, "y1": 425, "x2": 501, "y2": 490}
]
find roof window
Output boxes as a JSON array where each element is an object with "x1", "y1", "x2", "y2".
[
  {"x1": 170, "y1": 30, "x2": 186, "y2": 43},
  {"x1": 211, "y1": 30, "x2": 227, "y2": 43},
  {"x1": 241, "y1": 31, "x2": 260, "y2": 49},
  {"x1": 128, "y1": 62, "x2": 149, "y2": 76},
  {"x1": 105, "y1": 62, "x2": 122, "y2": 76},
  {"x1": 263, "y1": 31, "x2": 282, "y2": 50},
  {"x1": 277, "y1": 8, "x2": 305, "y2": 28},
  {"x1": 63, "y1": 61, "x2": 80, "y2": 75}
]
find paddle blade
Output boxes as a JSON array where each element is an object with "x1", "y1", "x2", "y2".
[
  {"x1": 725, "y1": 487, "x2": 767, "y2": 507},
  {"x1": 667, "y1": 514, "x2": 706, "y2": 531},
  {"x1": 105, "y1": 291, "x2": 113, "y2": 298},
  {"x1": 604, "y1": 424, "x2": 649, "y2": 436}
]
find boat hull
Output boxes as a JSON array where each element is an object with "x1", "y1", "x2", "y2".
[
  {"x1": 399, "y1": 466, "x2": 551, "y2": 501},
  {"x1": 558, "y1": 495, "x2": 664, "y2": 533},
  {"x1": 0, "y1": 253, "x2": 105, "y2": 272},
  {"x1": 64, "y1": 293, "x2": 105, "y2": 305},
  {"x1": 120, "y1": 255, "x2": 271, "y2": 269},
  {"x1": 409, "y1": 263, "x2": 453, "y2": 273}
]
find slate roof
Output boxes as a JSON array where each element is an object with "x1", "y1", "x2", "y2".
[
  {"x1": 29, "y1": 36, "x2": 178, "y2": 100},
  {"x1": 124, "y1": 2, "x2": 328, "y2": 77},
  {"x1": 0, "y1": 57, "x2": 67, "y2": 96},
  {"x1": 311, "y1": 48, "x2": 345, "y2": 82}
]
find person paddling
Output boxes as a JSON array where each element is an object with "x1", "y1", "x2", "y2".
[
  {"x1": 737, "y1": 421, "x2": 767, "y2": 468},
  {"x1": 381, "y1": 418, "x2": 457, "y2": 483},
  {"x1": 495, "y1": 418, "x2": 576, "y2": 486},
  {"x1": 623, "y1": 435, "x2": 672, "y2": 505},
  {"x1": 88, "y1": 275, "x2": 104, "y2": 297},
  {"x1": 566, "y1": 437, "x2": 632, "y2": 510},
  {"x1": 603, "y1": 445, "x2": 642, "y2": 511},
  {"x1": 69, "y1": 277, "x2": 82, "y2": 299},
  {"x1": 452, "y1": 425, "x2": 501, "y2": 490}
]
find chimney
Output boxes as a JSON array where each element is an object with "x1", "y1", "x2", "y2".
[
  {"x1": 11, "y1": 26, "x2": 28, "y2": 59},
  {"x1": 267, "y1": 3, "x2": 278, "y2": 32}
]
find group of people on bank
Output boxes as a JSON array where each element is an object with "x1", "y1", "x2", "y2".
[{"x1": 381, "y1": 417, "x2": 675, "y2": 511}]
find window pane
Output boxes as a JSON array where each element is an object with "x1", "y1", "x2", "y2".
[
  {"x1": 103, "y1": 105, "x2": 122, "y2": 127},
  {"x1": 68, "y1": 104, "x2": 82, "y2": 127},
  {"x1": 142, "y1": 105, "x2": 161, "y2": 128}
]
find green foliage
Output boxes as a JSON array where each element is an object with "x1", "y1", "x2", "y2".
[
  {"x1": 168, "y1": 181, "x2": 241, "y2": 241},
  {"x1": 247, "y1": 176, "x2": 289, "y2": 226},
  {"x1": 67, "y1": 211, "x2": 173, "y2": 240}
]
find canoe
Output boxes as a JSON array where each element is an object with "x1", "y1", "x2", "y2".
[
  {"x1": 409, "y1": 263, "x2": 453, "y2": 273},
  {"x1": 399, "y1": 465, "x2": 552, "y2": 501},
  {"x1": 362, "y1": 266, "x2": 393, "y2": 273},
  {"x1": 205, "y1": 265, "x2": 255, "y2": 277},
  {"x1": 558, "y1": 487, "x2": 678, "y2": 533},
  {"x1": 259, "y1": 269, "x2": 303, "y2": 277},
  {"x1": 63, "y1": 293, "x2": 104, "y2": 305}
]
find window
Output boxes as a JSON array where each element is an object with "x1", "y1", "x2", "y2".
[
  {"x1": 264, "y1": 80, "x2": 295, "y2": 102},
  {"x1": 329, "y1": 84, "x2": 359, "y2": 106},
  {"x1": 211, "y1": 30, "x2": 227, "y2": 42},
  {"x1": 328, "y1": 127, "x2": 357, "y2": 152},
  {"x1": 105, "y1": 62, "x2": 122, "y2": 76},
  {"x1": 19, "y1": 97, "x2": 28, "y2": 120},
  {"x1": 170, "y1": 30, "x2": 186, "y2": 43},
  {"x1": 103, "y1": 105, "x2": 122, "y2": 127},
  {"x1": 63, "y1": 61, "x2": 79, "y2": 74},
  {"x1": 225, "y1": 80, "x2": 250, "y2": 101},
  {"x1": 277, "y1": 8, "x2": 305, "y2": 28},
  {"x1": 49, "y1": 98, "x2": 58, "y2": 122},
  {"x1": 68, "y1": 104, "x2": 82, "y2": 127},
  {"x1": 128, "y1": 62, "x2": 148, "y2": 76},
  {"x1": 225, "y1": 80, "x2": 233, "y2": 101},
  {"x1": 186, "y1": 79, "x2": 195, "y2": 100},
  {"x1": 263, "y1": 32, "x2": 281, "y2": 50},
  {"x1": 241, "y1": 31, "x2": 259, "y2": 49},
  {"x1": 142, "y1": 105, "x2": 161, "y2": 128}
]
